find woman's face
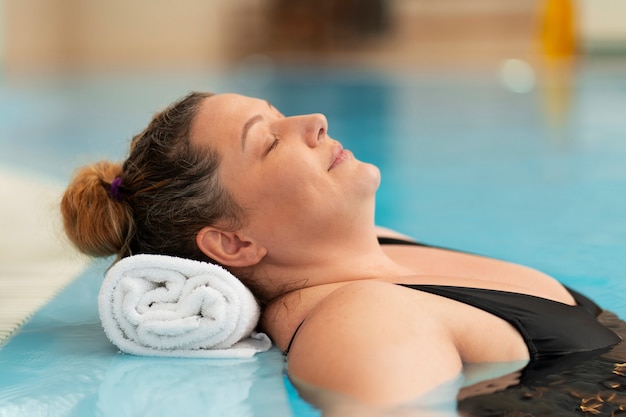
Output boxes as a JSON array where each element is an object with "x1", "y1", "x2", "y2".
[{"x1": 191, "y1": 93, "x2": 380, "y2": 257}]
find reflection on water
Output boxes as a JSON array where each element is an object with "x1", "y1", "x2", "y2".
[
  {"x1": 0, "y1": 263, "x2": 292, "y2": 417},
  {"x1": 97, "y1": 357, "x2": 259, "y2": 417},
  {"x1": 458, "y1": 310, "x2": 626, "y2": 417},
  {"x1": 286, "y1": 373, "x2": 462, "y2": 417}
]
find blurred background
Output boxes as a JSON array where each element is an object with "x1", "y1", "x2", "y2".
[{"x1": 2, "y1": 0, "x2": 626, "y2": 73}]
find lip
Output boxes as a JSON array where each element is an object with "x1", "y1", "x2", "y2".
[{"x1": 328, "y1": 142, "x2": 353, "y2": 171}]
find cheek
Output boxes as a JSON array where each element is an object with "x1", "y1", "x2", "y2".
[
  {"x1": 263, "y1": 158, "x2": 321, "y2": 195},
  {"x1": 229, "y1": 167, "x2": 315, "y2": 214},
  {"x1": 263, "y1": 171, "x2": 320, "y2": 208}
]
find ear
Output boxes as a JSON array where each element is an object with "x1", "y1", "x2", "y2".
[{"x1": 196, "y1": 226, "x2": 267, "y2": 267}]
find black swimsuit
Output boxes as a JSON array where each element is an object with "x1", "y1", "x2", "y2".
[{"x1": 286, "y1": 237, "x2": 621, "y2": 357}]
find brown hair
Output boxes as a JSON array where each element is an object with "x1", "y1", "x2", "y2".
[{"x1": 60, "y1": 91, "x2": 244, "y2": 263}]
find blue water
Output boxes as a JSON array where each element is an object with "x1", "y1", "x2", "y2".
[{"x1": 1, "y1": 59, "x2": 626, "y2": 416}]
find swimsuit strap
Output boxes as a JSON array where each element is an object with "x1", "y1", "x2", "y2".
[
  {"x1": 376, "y1": 236, "x2": 430, "y2": 246},
  {"x1": 376, "y1": 236, "x2": 478, "y2": 255}
]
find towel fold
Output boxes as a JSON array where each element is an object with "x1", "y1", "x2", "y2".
[{"x1": 98, "y1": 254, "x2": 272, "y2": 358}]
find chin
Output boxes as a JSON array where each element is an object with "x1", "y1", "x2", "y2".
[
  {"x1": 367, "y1": 162, "x2": 381, "y2": 183},
  {"x1": 359, "y1": 162, "x2": 382, "y2": 194}
]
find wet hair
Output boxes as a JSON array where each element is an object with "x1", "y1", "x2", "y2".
[{"x1": 60, "y1": 91, "x2": 244, "y2": 263}]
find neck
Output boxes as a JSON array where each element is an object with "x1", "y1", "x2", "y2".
[{"x1": 252, "y1": 227, "x2": 410, "y2": 303}]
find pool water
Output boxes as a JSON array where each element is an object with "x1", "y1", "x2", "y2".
[{"x1": 1, "y1": 59, "x2": 626, "y2": 416}]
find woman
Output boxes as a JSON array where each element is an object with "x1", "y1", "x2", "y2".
[{"x1": 61, "y1": 92, "x2": 622, "y2": 411}]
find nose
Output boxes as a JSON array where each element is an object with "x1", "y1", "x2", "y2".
[{"x1": 294, "y1": 113, "x2": 328, "y2": 148}]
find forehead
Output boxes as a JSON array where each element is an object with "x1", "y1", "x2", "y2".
[
  {"x1": 193, "y1": 93, "x2": 254, "y2": 128},
  {"x1": 190, "y1": 93, "x2": 260, "y2": 149}
]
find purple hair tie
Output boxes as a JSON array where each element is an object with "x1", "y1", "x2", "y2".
[{"x1": 109, "y1": 177, "x2": 124, "y2": 202}]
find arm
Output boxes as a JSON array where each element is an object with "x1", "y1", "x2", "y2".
[{"x1": 286, "y1": 280, "x2": 463, "y2": 407}]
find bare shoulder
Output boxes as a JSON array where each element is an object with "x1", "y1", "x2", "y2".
[{"x1": 286, "y1": 280, "x2": 463, "y2": 405}]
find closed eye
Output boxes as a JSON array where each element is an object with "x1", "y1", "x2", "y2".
[{"x1": 263, "y1": 135, "x2": 280, "y2": 157}]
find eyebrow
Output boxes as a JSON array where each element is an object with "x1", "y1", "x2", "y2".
[{"x1": 240, "y1": 101, "x2": 274, "y2": 152}]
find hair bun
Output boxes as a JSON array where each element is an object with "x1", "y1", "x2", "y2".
[{"x1": 60, "y1": 161, "x2": 133, "y2": 257}]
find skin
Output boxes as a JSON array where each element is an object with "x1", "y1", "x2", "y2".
[{"x1": 190, "y1": 93, "x2": 577, "y2": 407}]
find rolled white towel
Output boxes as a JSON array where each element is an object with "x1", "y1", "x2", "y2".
[{"x1": 98, "y1": 254, "x2": 272, "y2": 358}]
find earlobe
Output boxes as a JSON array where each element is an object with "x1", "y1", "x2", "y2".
[{"x1": 196, "y1": 227, "x2": 266, "y2": 267}]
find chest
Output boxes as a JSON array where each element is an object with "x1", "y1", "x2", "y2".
[{"x1": 380, "y1": 245, "x2": 573, "y2": 303}]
